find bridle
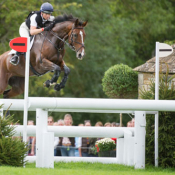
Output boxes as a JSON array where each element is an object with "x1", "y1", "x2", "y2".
[
  {"x1": 48, "y1": 24, "x2": 85, "y2": 53},
  {"x1": 69, "y1": 24, "x2": 85, "y2": 52}
]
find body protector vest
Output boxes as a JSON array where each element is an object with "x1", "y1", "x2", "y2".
[{"x1": 25, "y1": 11, "x2": 45, "y2": 29}]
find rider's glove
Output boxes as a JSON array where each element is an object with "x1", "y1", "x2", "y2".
[{"x1": 44, "y1": 21, "x2": 55, "y2": 31}]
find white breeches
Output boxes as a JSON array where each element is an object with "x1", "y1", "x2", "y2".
[
  {"x1": 19, "y1": 22, "x2": 30, "y2": 37},
  {"x1": 8, "y1": 22, "x2": 30, "y2": 55}
]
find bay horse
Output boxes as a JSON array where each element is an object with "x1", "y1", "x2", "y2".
[{"x1": 0, "y1": 14, "x2": 87, "y2": 98}]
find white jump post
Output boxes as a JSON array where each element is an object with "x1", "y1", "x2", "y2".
[
  {"x1": 123, "y1": 129, "x2": 134, "y2": 166},
  {"x1": 155, "y1": 42, "x2": 159, "y2": 167},
  {"x1": 9, "y1": 37, "x2": 30, "y2": 143},
  {"x1": 134, "y1": 111, "x2": 146, "y2": 169},
  {"x1": 117, "y1": 138, "x2": 124, "y2": 164},
  {"x1": 23, "y1": 37, "x2": 30, "y2": 143},
  {"x1": 155, "y1": 42, "x2": 173, "y2": 167},
  {"x1": 0, "y1": 102, "x2": 3, "y2": 117},
  {"x1": 36, "y1": 108, "x2": 54, "y2": 168}
]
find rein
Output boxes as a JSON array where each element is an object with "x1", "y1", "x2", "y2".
[{"x1": 32, "y1": 24, "x2": 85, "y2": 76}]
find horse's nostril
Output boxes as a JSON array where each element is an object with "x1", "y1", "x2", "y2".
[{"x1": 78, "y1": 53, "x2": 82, "y2": 58}]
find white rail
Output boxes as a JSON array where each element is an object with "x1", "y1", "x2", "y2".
[{"x1": 0, "y1": 98, "x2": 175, "y2": 112}]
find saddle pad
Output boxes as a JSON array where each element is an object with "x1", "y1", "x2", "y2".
[{"x1": 8, "y1": 36, "x2": 35, "y2": 55}]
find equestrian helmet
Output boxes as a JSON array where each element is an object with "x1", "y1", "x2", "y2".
[{"x1": 40, "y1": 2, "x2": 54, "y2": 14}]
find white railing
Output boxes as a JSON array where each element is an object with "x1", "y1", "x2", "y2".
[{"x1": 1, "y1": 97, "x2": 164, "y2": 169}]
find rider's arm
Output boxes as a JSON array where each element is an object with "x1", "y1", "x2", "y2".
[
  {"x1": 30, "y1": 14, "x2": 44, "y2": 36},
  {"x1": 30, "y1": 26, "x2": 43, "y2": 36}
]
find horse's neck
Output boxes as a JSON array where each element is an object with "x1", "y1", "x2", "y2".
[{"x1": 54, "y1": 21, "x2": 73, "y2": 39}]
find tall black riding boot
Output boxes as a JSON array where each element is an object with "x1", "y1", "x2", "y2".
[{"x1": 10, "y1": 52, "x2": 20, "y2": 65}]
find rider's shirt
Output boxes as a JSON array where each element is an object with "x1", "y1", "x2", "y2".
[{"x1": 26, "y1": 11, "x2": 54, "y2": 29}]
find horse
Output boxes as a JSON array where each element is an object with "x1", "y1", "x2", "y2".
[{"x1": 0, "y1": 14, "x2": 87, "y2": 99}]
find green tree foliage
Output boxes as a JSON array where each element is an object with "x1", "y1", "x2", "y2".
[
  {"x1": 102, "y1": 64, "x2": 138, "y2": 98},
  {"x1": 111, "y1": 0, "x2": 175, "y2": 66},
  {"x1": 140, "y1": 67, "x2": 175, "y2": 167},
  {"x1": 1, "y1": 0, "x2": 175, "y2": 126},
  {"x1": 0, "y1": 111, "x2": 28, "y2": 166}
]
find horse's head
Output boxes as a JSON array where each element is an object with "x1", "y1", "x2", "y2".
[{"x1": 68, "y1": 19, "x2": 88, "y2": 60}]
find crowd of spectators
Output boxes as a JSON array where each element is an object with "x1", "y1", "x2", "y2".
[{"x1": 26, "y1": 114, "x2": 135, "y2": 157}]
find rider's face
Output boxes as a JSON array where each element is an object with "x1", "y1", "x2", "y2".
[{"x1": 42, "y1": 12, "x2": 51, "y2": 20}]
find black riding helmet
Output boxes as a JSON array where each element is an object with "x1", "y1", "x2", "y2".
[{"x1": 40, "y1": 2, "x2": 54, "y2": 14}]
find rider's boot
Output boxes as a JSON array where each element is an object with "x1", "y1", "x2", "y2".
[{"x1": 10, "y1": 52, "x2": 20, "y2": 66}]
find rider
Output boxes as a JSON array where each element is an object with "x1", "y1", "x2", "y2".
[{"x1": 10, "y1": 2, "x2": 55, "y2": 66}]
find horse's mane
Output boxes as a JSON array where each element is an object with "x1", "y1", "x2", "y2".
[{"x1": 54, "y1": 14, "x2": 84, "y2": 25}]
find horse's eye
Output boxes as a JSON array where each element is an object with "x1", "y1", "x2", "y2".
[{"x1": 73, "y1": 33, "x2": 78, "y2": 38}]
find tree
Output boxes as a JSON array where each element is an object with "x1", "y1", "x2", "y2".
[
  {"x1": 1, "y1": 0, "x2": 175, "y2": 126},
  {"x1": 0, "y1": 108, "x2": 28, "y2": 166}
]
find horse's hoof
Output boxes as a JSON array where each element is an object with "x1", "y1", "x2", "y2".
[
  {"x1": 54, "y1": 84, "x2": 61, "y2": 91},
  {"x1": 44, "y1": 80, "x2": 51, "y2": 88}
]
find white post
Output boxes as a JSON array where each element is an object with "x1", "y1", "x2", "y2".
[
  {"x1": 0, "y1": 102, "x2": 3, "y2": 117},
  {"x1": 120, "y1": 113, "x2": 122, "y2": 127},
  {"x1": 23, "y1": 37, "x2": 30, "y2": 143},
  {"x1": 36, "y1": 108, "x2": 54, "y2": 168},
  {"x1": 134, "y1": 111, "x2": 146, "y2": 169},
  {"x1": 155, "y1": 42, "x2": 159, "y2": 167},
  {"x1": 155, "y1": 113, "x2": 159, "y2": 167},
  {"x1": 128, "y1": 136, "x2": 134, "y2": 166},
  {"x1": 117, "y1": 138, "x2": 124, "y2": 164},
  {"x1": 123, "y1": 130, "x2": 134, "y2": 166},
  {"x1": 155, "y1": 42, "x2": 159, "y2": 101}
]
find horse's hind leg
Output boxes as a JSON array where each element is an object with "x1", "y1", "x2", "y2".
[
  {"x1": 3, "y1": 77, "x2": 25, "y2": 98},
  {"x1": 0, "y1": 71, "x2": 9, "y2": 97}
]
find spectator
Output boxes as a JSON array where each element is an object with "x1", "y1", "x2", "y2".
[
  {"x1": 104, "y1": 122, "x2": 111, "y2": 127},
  {"x1": 48, "y1": 116, "x2": 54, "y2": 126},
  {"x1": 81, "y1": 120, "x2": 91, "y2": 157},
  {"x1": 59, "y1": 114, "x2": 75, "y2": 156},
  {"x1": 131, "y1": 118, "x2": 135, "y2": 127},
  {"x1": 27, "y1": 120, "x2": 35, "y2": 156},
  {"x1": 58, "y1": 119, "x2": 64, "y2": 126},
  {"x1": 95, "y1": 121, "x2": 103, "y2": 141},
  {"x1": 54, "y1": 119, "x2": 64, "y2": 156},
  {"x1": 127, "y1": 121, "x2": 132, "y2": 127},
  {"x1": 111, "y1": 122, "x2": 120, "y2": 127},
  {"x1": 95, "y1": 121, "x2": 103, "y2": 127},
  {"x1": 75, "y1": 123, "x2": 84, "y2": 157}
]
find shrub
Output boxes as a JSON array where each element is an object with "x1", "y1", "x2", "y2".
[
  {"x1": 102, "y1": 64, "x2": 138, "y2": 98},
  {"x1": 0, "y1": 110, "x2": 28, "y2": 166},
  {"x1": 140, "y1": 66, "x2": 175, "y2": 167}
]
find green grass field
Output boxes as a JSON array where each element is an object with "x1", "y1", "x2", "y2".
[{"x1": 0, "y1": 162, "x2": 175, "y2": 175}]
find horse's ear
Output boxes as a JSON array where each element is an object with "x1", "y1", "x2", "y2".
[
  {"x1": 75, "y1": 19, "x2": 79, "y2": 27},
  {"x1": 82, "y1": 20, "x2": 88, "y2": 27}
]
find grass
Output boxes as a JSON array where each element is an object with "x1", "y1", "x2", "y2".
[{"x1": 0, "y1": 162, "x2": 175, "y2": 175}]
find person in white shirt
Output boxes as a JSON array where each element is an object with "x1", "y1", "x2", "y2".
[{"x1": 10, "y1": 2, "x2": 55, "y2": 65}]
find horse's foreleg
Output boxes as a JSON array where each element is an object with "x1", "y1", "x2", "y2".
[
  {"x1": 40, "y1": 59, "x2": 61, "y2": 88},
  {"x1": 44, "y1": 66, "x2": 61, "y2": 88},
  {"x1": 54, "y1": 64, "x2": 70, "y2": 91}
]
